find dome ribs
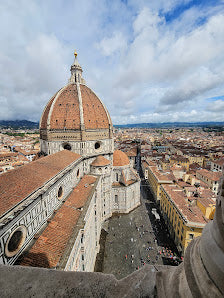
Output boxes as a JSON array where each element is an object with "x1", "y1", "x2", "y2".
[
  {"x1": 83, "y1": 87, "x2": 97, "y2": 129},
  {"x1": 80, "y1": 85, "x2": 109, "y2": 130},
  {"x1": 40, "y1": 84, "x2": 110, "y2": 132},
  {"x1": 113, "y1": 150, "x2": 130, "y2": 167},
  {"x1": 40, "y1": 95, "x2": 57, "y2": 129},
  {"x1": 50, "y1": 84, "x2": 80, "y2": 130}
]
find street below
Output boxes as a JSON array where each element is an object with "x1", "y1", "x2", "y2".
[{"x1": 99, "y1": 176, "x2": 182, "y2": 279}]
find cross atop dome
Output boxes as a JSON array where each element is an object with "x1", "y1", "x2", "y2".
[{"x1": 69, "y1": 51, "x2": 85, "y2": 84}]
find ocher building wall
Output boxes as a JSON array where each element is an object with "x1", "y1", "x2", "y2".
[
  {"x1": 147, "y1": 167, "x2": 159, "y2": 201},
  {"x1": 170, "y1": 159, "x2": 189, "y2": 171},
  {"x1": 183, "y1": 226, "x2": 203, "y2": 250},
  {"x1": 160, "y1": 187, "x2": 204, "y2": 254},
  {"x1": 196, "y1": 200, "x2": 215, "y2": 219},
  {"x1": 188, "y1": 156, "x2": 204, "y2": 167}
]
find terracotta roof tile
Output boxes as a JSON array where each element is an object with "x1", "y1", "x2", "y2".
[
  {"x1": 81, "y1": 85, "x2": 110, "y2": 129},
  {"x1": 162, "y1": 185, "x2": 207, "y2": 225},
  {"x1": 0, "y1": 152, "x2": 18, "y2": 159},
  {"x1": 40, "y1": 83, "x2": 111, "y2": 131},
  {"x1": 197, "y1": 169, "x2": 222, "y2": 181},
  {"x1": 149, "y1": 166, "x2": 174, "y2": 182},
  {"x1": 113, "y1": 150, "x2": 129, "y2": 167},
  {"x1": 126, "y1": 149, "x2": 137, "y2": 157},
  {"x1": 91, "y1": 155, "x2": 110, "y2": 167},
  {"x1": 197, "y1": 197, "x2": 215, "y2": 208},
  {"x1": 213, "y1": 158, "x2": 224, "y2": 166},
  {"x1": 198, "y1": 188, "x2": 215, "y2": 199},
  {"x1": 112, "y1": 180, "x2": 136, "y2": 187},
  {"x1": 20, "y1": 175, "x2": 97, "y2": 268},
  {"x1": 0, "y1": 150, "x2": 81, "y2": 217},
  {"x1": 50, "y1": 84, "x2": 81, "y2": 130}
]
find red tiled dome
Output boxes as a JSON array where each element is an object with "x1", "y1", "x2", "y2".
[
  {"x1": 40, "y1": 84, "x2": 112, "y2": 130},
  {"x1": 91, "y1": 155, "x2": 111, "y2": 167},
  {"x1": 113, "y1": 150, "x2": 130, "y2": 167}
]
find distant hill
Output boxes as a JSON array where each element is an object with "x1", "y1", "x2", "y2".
[
  {"x1": 1, "y1": 120, "x2": 223, "y2": 130},
  {"x1": 114, "y1": 122, "x2": 224, "y2": 129},
  {"x1": 0, "y1": 120, "x2": 39, "y2": 129}
]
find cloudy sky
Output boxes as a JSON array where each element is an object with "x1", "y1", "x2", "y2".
[{"x1": 0, "y1": 0, "x2": 224, "y2": 124}]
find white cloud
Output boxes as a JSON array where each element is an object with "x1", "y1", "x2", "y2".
[
  {"x1": 0, "y1": 32, "x2": 68, "y2": 120},
  {"x1": 25, "y1": 34, "x2": 68, "y2": 92},
  {"x1": 133, "y1": 7, "x2": 163, "y2": 35},
  {"x1": 206, "y1": 99, "x2": 224, "y2": 112},
  {"x1": 159, "y1": 67, "x2": 222, "y2": 106},
  {"x1": 103, "y1": 7, "x2": 224, "y2": 123},
  {"x1": 96, "y1": 31, "x2": 127, "y2": 56},
  {"x1": 0, "y1": 0, "x2": 224, "y2": 124}
]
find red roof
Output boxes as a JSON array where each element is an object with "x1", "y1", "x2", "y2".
[
  {"x1": 162, "y1": 185, "x2": 207, "y2": 225},
  {"x1": 213, "y1": 158, "x2": 224, "y2": 166},
  {"x1": 20, "y1": 175, "x2": 97, "y2": 268},
  {"x1": 113, "y1": 150, "x2": 129, "y2": 167},
  {"x1": 196, "y1": 169, "x2": 222, "y2": 181},
  {"x1": 40, "y1": 84, "x2": 111, "y2": 130},
  {"x1": 0, "y1": 150, "x2": 81, "y2": 217},
  {"x1": 91, "y1": 155, "x2": 110, "y2": 167},
  {"x1": 126, "y1": 149, "x2": 137, "y2": 157}
]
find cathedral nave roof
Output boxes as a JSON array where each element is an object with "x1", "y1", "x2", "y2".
[
  {"x1": 20, "y1": 175, "x2": 98, "y2": 268},
  {"x1": 0, "y1": 150, "x2": 81, "y2": 218}
]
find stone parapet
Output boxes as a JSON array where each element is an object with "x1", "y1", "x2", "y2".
[
  {"x1": 0, "y1": 228, "x2": 223, "y2": 297},
  {"x1": 0, "y1": 263, "x2": 160, "y2": 298}
]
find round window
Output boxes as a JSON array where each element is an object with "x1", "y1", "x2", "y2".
[
  {"x1": 5, "y1": 226, "x2": 27, "y2": 258},
  {"x1": 58, "y1": 186, "x2": 63, "y2": 199},
  {"x1": 95, "y1": 142, "x2": 101, "y2": 150},
  {"x1": 63, "y1": 143, "x2": 71, "y2": 151}
]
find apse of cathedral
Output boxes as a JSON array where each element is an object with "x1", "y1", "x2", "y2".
[{"x1": 0, "y1": 53, "x2": 140, "y2": 271}]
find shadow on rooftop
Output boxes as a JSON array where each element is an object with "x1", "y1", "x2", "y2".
[{"x1": 16, "y1": 252, "x2": 51, "y2": 268}]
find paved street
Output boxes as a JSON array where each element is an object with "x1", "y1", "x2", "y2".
[{"x1": 99, "y1": 176, "x2": 182, "y2": 279}]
